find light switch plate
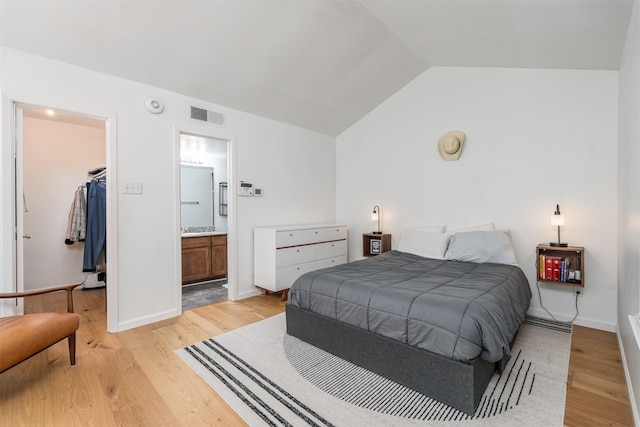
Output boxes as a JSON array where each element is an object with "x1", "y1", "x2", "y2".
[{"x1": 124, "y1": 182, "x2": 143, "y2": 194}]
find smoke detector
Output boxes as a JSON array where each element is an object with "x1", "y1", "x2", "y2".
[{"x1": 145, "y1": 98, "x2": 164, "y2": 114}]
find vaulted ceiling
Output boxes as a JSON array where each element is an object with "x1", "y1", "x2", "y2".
[{"x1": 0, "y1": 1, "x2": 634, "y2": 136}]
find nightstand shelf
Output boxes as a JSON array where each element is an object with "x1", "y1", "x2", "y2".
[
  {"x1": 363, "y1": 233, "x2": 391, "y2": 257},
  {"x1": 536, "y1": 244, "x2": 584, "y2": 287}
]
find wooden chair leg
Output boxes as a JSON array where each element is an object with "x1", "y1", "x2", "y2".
[{"x1": 68, "y1": 332, "x2": 77, "y2": 366}]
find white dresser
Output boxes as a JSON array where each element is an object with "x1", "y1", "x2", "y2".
[{"x1": 254, "y1": 224, "x2": 348, "y2": 296}]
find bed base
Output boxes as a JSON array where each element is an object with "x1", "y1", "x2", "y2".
[{"x1": 286, "y1": 304, "x2": 502, "y2": 416}]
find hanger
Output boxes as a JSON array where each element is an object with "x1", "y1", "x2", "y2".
[{"x1": 92, "y1": 169, "x2": 106, "y2": 180}]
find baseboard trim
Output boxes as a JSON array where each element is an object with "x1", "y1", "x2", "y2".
[
  {"x1": 114, "y1": 308, "x2": 179, "y2": 332},
  {"x1": 233, "y1": 288, "x2": 262, "y2": 301}
]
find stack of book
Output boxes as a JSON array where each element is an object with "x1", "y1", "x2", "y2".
[{"x1": 539, "y1": 255, "x2": 581, "y2": 283}]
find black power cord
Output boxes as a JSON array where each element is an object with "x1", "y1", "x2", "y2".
[{"x1": 535, "y1": 281, "x2": 580, "y2": 324}]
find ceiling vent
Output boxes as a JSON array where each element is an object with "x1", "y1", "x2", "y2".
[{"x1": 190, "y1": 106, "x2": 225, "y2": 127}]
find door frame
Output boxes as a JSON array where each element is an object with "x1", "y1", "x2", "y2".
[
  {"x1": 7, "y1": 100, "x2": 118, "y2": 331},
  {"x1": 174, "y1": 125, "x2": 237, "y2": 309}
]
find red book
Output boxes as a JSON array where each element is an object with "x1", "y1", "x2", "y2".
[
  {"x1": 545, "y1": 257, "x2": 554, "y2": 281},
  {"x1": 552, "y1": 257, "x2": 562, "y2": 281}
]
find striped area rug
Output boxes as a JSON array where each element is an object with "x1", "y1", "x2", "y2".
[{"x1": 176, "y1": 314, "x2": 571, "y2": 426}]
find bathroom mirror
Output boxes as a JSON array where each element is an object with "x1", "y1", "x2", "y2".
[{"x1": 180, "y1": 165, "x2": 214, "y2": 229}]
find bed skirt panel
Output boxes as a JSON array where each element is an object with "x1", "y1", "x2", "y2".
[{"x1": 285, "y1": 304, "x2": 497, "y2": 416}]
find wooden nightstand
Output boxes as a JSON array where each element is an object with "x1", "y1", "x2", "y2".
[
  {"x1": 363, "y1": 233, "x2": 392, "y2": 257},
  {"x1": 536, "y1": 244, "x2": 584, "y2": 287}
]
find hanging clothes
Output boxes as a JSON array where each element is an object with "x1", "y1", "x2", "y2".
[
  {"x1": 65, "y1": 186, "x2": 86, "y2": 244},
  {"x1": 83, "y1": 179, "x2": 107, "y2": 272}
]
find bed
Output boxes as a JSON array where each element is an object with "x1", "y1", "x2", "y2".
[{"x1": 285, "y1": 230, "x2": 532, "y2": 415}]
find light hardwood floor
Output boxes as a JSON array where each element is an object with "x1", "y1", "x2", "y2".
[{"x1": 0, "y1": 288, "x2": 634, "y2": 426}]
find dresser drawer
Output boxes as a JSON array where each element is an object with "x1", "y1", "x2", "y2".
[
  {"x1": 276, "y1": 229, "x2": 318, "y2": 248},
  {"x1": 316, "y1": 226, "x2": 347, "y2": 244},
  {"x1": 315, "y1": 240, "x2": 347, "y2": 259},
  {"x1": 275, "y1": 255, "x2": 348, "y2": 291},
  {"x1": 276, "y1": 244, "x2": 317, "y2": 267},
  {"x1": 275, "y1": 226, "x2": 347, "y2": 248},
  {"x1": 319, "y1": 255, "x2": 348, "y2": 269},
  {"x1": 276, "y1": 240, "x2": 347, "y2": 268}
]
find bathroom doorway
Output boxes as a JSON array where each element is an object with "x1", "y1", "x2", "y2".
[{"x1": 179, "y1": 132, "x2": 230, "y2": 310}]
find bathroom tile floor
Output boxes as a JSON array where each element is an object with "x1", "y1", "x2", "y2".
[{"x1": 182, "y1": 279, "x2": 228, "y2": 311}]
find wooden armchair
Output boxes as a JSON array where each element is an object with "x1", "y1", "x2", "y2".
[{"x1": 0, "y1": 283, "x2": 81, "y2": 373}]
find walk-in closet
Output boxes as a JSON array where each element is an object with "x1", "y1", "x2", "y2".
[{"x1": 20, "y1": 106, "x2": 107, "y2": 294}]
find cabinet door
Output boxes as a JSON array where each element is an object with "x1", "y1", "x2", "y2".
[
  {"x1": 182, "y1": 245, "x2": 212, "y2": 285},
  {"x1": 211, "y1": 243, "x2": 227, "y2": 278}
]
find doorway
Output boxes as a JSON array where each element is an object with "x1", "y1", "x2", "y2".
[
  {"x1": 15, "y1": 104, "x2": 108, "y2": 311},
  {"x1": 179, "y1": 132, "x2": 230, "y2": 310}
]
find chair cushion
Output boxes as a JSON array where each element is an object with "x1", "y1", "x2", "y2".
[{"x1": 0, "y1": 312, "x2": 80, "y2": 372}]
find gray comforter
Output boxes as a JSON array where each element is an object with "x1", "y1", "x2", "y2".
[{"x1": 288, "y1": 251, "x2": 531, "y2": 364}]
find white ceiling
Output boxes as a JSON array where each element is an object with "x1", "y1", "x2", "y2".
[{"x1": 0, "y1": 1, "x2": 634, "y2": 136}]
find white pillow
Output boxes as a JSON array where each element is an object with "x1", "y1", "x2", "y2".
[
  {"x1": 398, "y1": 230, "x2": 451, "y2": 259},
  {"x1": 408, "y1": 225, "x2": 445, "y2": 233},
  {"x1": 446, "y1": 223, "x2": 495, "y2": 234},
  {"x1": 444, "y1": 230, "x2": 519, "y2": 265}
]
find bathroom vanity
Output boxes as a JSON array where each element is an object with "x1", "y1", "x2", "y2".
[{"x1": 181, "y1": 233, "x2": 227, "y2": 285}]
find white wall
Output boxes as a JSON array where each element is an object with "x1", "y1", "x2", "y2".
[
  {"x1": 1, "y1": 47, "x2": 336, "y2": 330},
  {"x1": 23, "y1": 116, "x2": 106, "y2": 289},
  {"x1": 337, "y1": 66, "x2": 618, "y2": 331},
  {"x1": 617, "y1": 0, "x2": 640, "y2": 421},
  {"x1": 197, "y1": 137, "x2": 229, "y2": 232}
]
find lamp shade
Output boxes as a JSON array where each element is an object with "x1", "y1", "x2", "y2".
[
  {"x1": 550, "y1": 214, "x2": 565, "y2": 226},
  {"x1": 371, "y1": 205, "x2": 381, "y2": 234},
  {"x1": 549, "y1": 204, "x2": 567, "y2": 247}
]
